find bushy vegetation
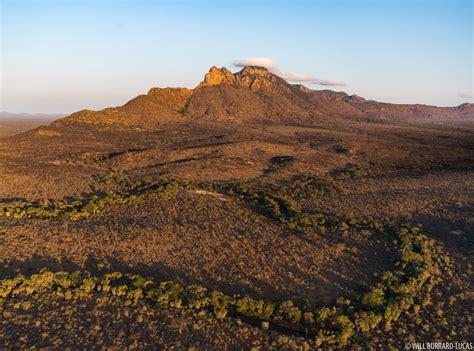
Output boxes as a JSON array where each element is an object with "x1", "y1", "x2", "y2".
[
  {"x1": 332, "y1": 163, "x2": 384, "y2": 180},
  {"x1": 0, "y1": 173, "x2": 379, "y2": 228},
  {"x1": 277, "y1": 175, "x2": 337, "y2": 200},
  {"x1": 0, "y1": 175, "x2": 456, "y2": 347},
  {"x1": 94, "y1": 172, "x2": 127, "y2": 186},
  {"x1": 0, "y1": 223, "x2": 449, "y2": 348},
  {"x1": 204, "y1": 180, "x2": 388, "y2": 234},
  {"x1": 0, "y1": 179, "x2": 186, "y2": 220}
]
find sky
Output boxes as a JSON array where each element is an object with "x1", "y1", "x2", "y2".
[{"x1": 0, "y1": 0, "x2": 472, "y2": 114}]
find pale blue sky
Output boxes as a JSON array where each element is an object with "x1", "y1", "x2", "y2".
[{"x1": 1, "y1": 0, "x2": 472, "y2": 113}]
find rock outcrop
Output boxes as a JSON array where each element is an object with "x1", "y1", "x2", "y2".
[
  {"x1": 198, "y1": 66, "x2": 288, "y2": 92},
  {"x1": 198, "y1": 66, "x2": 235, "y2": 87}
]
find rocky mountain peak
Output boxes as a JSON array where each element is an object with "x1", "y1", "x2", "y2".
[
  {"x1": 237, "y1": 66, "x2": 271, "y2": 77},
  {"x1": 197, "y1": 65, "x2": 278, "y2": 91},
  {"x1": 198, "y1": 66, "x2": 235, "y2": 88}
]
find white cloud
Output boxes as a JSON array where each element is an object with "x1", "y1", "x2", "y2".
[
  {"x1": 232, "y1": 57, "x2": 278, "y2": 70},
  {"x1": 279, "y1": 72, "x2": 315, "y2": 81},
  {"x1": 280, "y1": 72, "x2": 346, "y2": 86},
  {"x1": 312, "y1": 79, "x2": 346, "y2": 87},
  {"x1": 232, "y1": 57, "x2": 346, "y2": 86},
  {"x1": 458, "y1": 93, "x2": 472, "y2": 99}
]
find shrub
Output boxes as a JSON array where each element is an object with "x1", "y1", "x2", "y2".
[
  {"x1": 234, "y1": 296, "x2": 274, "y2": 320},
  {"x1": 361, "y1": 286, "x2": 386, "y2": 309},
  {"x1": 276, "y1": 300, "x2": 302, "y2": 324}
]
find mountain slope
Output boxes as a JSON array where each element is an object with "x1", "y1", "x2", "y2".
[{"x1": 55, "y1": 87, "x2": 193, "y2": 128}]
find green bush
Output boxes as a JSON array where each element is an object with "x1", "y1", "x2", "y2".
[
  {"x1": 276, "y1": 300, "x2": 302, "y2": 323},
  {"x1": 361, "y1": 286, "x2": 386, "y2": 309}
]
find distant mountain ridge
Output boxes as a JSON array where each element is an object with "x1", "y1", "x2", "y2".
[
  {"x1": 52, "y1": 66, "x2": 474, "y2": 129},
  {"x1": 0, "y1": 112, "x2": 66, "y2": 120},
  {"x1": 299, "y1": 88, "x2": 473, "y2": 124}
]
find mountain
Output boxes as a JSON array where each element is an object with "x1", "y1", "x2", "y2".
[
  {"x1": 53, "y1": 66, "x2": 319, "y2": 128},
  {"x1": 52, "y1": 66, "x2": 473, "y2": 130}
]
